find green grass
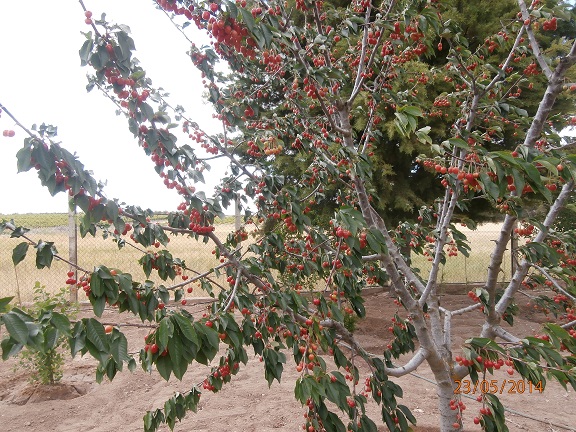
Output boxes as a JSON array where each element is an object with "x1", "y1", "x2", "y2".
[{"x1": 1, "y1": 213, "x2": 70, "y2": 229}]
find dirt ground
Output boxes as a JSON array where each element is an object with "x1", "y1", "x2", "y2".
[{"x1": 0, "y1": 291, "x2": 575, "y2": 432}]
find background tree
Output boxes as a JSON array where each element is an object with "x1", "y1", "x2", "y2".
[{"x1": 2, "y1": 0, "x2": 576, "y2": 432}]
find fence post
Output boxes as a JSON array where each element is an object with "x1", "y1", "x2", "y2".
[
  {"x1": 510, "y1": 220, "x2": 518, "y2": 280},
  {"x1": 235, "y1": 195, "x2": 241, "y2": 231},
  {"x1": 68, "y1": 204, "x2": 78, "y2": 303}
]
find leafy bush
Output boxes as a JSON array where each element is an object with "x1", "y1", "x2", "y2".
[{"x1": 11, "y1": 283, "x2": 77, "y2": 385}]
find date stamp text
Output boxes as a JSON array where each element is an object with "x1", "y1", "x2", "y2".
[{"x1": 454, "y1": 379, "x2": 543, "y2": 395}]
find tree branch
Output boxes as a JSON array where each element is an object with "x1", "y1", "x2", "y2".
[
  {"x1": 222, "y1": 268, "x2": 242, "y2": 312},
  {"x1": 495, "y1": 180, "x2": 575, "y2": 316},
  {"x1": 529, "y1": 263, "x2": 576, "y2": 303},
  {"x1": 523, "y1": 38, "x2": 576, "y2": 148},
  {"x1": 562, "y1": 319, "x2": 576, "y2": 329},
  {"x1": 518, "y1": 0, "x2": 553, "y2": 80}
]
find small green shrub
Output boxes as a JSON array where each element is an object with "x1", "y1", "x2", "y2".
[
  {"x1": 16, "y1": 283, "x2": 78, "y2": 385},
  {"x1": 343, "y1": 309, "x2": 359, "y2": 333}
]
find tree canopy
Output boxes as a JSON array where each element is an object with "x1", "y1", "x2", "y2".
[{"x1": 1, "y1": 0, "x2": 576, "y2": 431}]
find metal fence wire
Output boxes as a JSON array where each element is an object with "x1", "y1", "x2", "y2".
[{"x1": 0, "y1": 212, "x2": 514, "y2": 303}]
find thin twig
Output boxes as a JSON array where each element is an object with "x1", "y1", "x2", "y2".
[{"x1": 529, "y1": 263, "x2": 576, "y2": 303}]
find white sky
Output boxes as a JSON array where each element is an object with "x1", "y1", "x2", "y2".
[
  {"x1": 0, "y1": 0, "x2": 224, "y2": 214},
  {"x1": 2, "y1": 2, "x2": 574, "y2": 215}
]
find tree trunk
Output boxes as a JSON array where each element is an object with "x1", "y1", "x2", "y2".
[
  {"x1": 428, "y1": 358, "x2": 460, "y2": 431},
  {"x1": 400, "y1": 244, "x2": 412, "y2": 265}
]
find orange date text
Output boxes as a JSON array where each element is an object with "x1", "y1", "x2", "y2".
[{"x1": 454, "y1": 379, "x2": 543, "y2": 395}]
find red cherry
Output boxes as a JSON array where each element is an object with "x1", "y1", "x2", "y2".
[
  {"x1": 546, "y1": 183, "x2": 557, "y2": 191},
  {"x1": 84, "y1": 11, "x2": 93, "y2": 18}
]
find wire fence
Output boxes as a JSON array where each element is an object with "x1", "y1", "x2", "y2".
[{"x1": 0, "y1": 212, "x2": 515, "y2": 303}]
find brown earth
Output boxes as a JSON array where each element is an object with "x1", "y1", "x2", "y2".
[{"x1": 0, "y1": 291, "x2": 575, "y2": 432}]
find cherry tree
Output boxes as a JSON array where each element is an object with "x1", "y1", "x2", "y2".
[{"x1": 2, "y1": 0, "x2": 576, "y2": 431}]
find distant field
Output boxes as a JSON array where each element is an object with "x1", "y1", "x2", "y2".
[
  {"x1": 1, "y1": 213, "x2": 512, "y2": 303},
  {"x1": 1, "y1": 213, "x2": 70, "y2": 228},
  {"x1": 1, "y1": 213, "x2": 236, "y2": 303},
  {"x1": 1, "y1": 213, "x2": 238, "y2": 228}
]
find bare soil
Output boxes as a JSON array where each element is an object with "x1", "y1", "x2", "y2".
[{"x1": 0, "y1": 291, "x2": 575, "y2": 432}]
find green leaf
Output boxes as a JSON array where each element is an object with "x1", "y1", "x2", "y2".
[
  {"x1": 111, "y1": 332, "x2": 129, "y2": 365},
  {"x1": 92, "y1": 295, "x2": 106, "y2": 317},
  {"x1": 50, "y1": 312, "x2": 72, "y2": 336},
  {"x1": 35, "y1": 241, "x2": 56, "y2": 269},
  {"x1": 536, "y1": 159, "x2": 558, "y2": 176},
  {"x1": 0, "y1": 296, "x2": 14, "y2": 314},
  {"x1": 479, "y1": 173, "x2": 500, "y2": 201},
  {"x1": 12, "y1": 242, "x2": 29, "y2": 266},
  {"x1": 117, "y1": 31, "x2": 135, "y2": 61},
  {"x1": 398, "y1": 404, "x2": 417, "y2": 424},
  {"x1": 168, "y1": 335, "x2": 187, "y2": 380},
  {"x1": 172, "y1": 313, "x2": 199, "y2": 346},
  {"x1": 199, "y1": 322, "x2": 220, "y2": 350},
  {"x1": 140, "y1": 102, "x2": 155, "y2": 122},
  {"x1": 1, "y1": 338, "x2": 23, "y2": 360},
  {"x1": 79, "y1": 38, "x2": 94, "y2": 65},
  {"x1": 545, "y1": 323, "x2": 570, "y2": 339},
  {"x1": 128, "y1": 357, "x2": 137, "y2": 372},
  {"x1": 90, "y1": 271, "x2": 104, "y2": 296},
  {"x1": 44, "y1": 326, "x2": 59, "y2": 350},
  {"x1": 400, "y1": 105, "x2": 423, "y2": 117},
  {"x1": 239, "y1": 8, "x2": 255, "y2": 32},
  {"x1": 360, "y1": 414, "x2": 378, "y2": 432},
  {"x1": 156, "y1": 354, "x2": 172, "y2": 381},
  {"x1": 85, "y1": 318, "x2": 109, "y2": 352},
  {"x1": 2, "y1": 312, "x2": 30, "y2": 344},
  {"x1": 158, "y1": 318, "x2": 174, "y2": 348},
  {"x1": 223, "y1": 0, "x2": 238, "y2": 18},
  {"x1": 261, "y1": 24, "x2": 273, "y2": 48},
  {"x1": 69, "y1": 321, "x2": 86, "y2": 357}
]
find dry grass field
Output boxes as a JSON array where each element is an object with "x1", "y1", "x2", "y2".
[
  {"x1": 1, "y1": 214, "x2": 513, "y2": 303},
  {"x1": 413, "y1": 223, "x2": 515, "y2": 285},
  {"x1": 1, "y1": 216, "x2": 231, "y2": 303}
]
